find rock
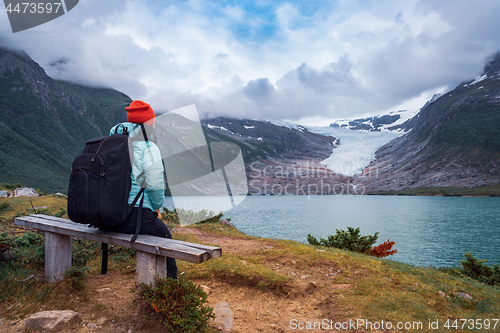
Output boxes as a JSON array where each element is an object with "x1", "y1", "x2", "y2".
[
  {"x1": 331, "y1": 284, "x2": 351, "y2": 290},
  {"x1": 0, "y1": 191, "x2": 8, "y2": 197},
  {"x1": 97, "y1": 287, "x2": 112, "y2": 293},
  {"x1": 96, "y1": 317, "x2": 107, "y2": 326},
  {"x1": 25, "y1": 310, "x2": 80, "y2": 332},
  {"x1": 87, "y1": 322, "x2": 97, "y2": 329},
  {"x1": 306, "y1": 281, "x2": 317, "y2": 292},
  {"x1": 456, "y1": 292, "x2": 473, "y2": 300},
  {"x1": 55, "y1": 193, "x2": 66, "y2": 197},
  {"x1": 14, "y1": 188, "x2": 38, "y2": 197},
  {"x1": 214, "y1": 302, "x2": 234, "y2": 332},
  {"x1": 221, "y1": 219, "x2": 237, "y2": 229},
  {"x1": 201, "y1": 285, "x2": 211, "y2": 295}
]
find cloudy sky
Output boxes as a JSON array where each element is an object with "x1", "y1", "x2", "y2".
[{"x1": 1, "y1": 0, "x2": 500, "y2": 125}]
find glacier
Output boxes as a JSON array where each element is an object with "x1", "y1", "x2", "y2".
[
  {"x1": 309, "y1": 126, "x2": 402, "y2": 176},
  {"x1": 273, "y1": 120, "x2": 403, "y2": 177}
]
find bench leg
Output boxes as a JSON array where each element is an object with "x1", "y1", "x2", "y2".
[
  {"x1": 45, "y1": 232, "x2": 72, "y2": 283},
  {"x1": 136, "y1": 251, "x2": 167, "y2": 286}
]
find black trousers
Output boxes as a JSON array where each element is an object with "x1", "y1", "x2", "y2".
[{"x1": 104, "y1": 207, "x2": 178, "y2": 279}]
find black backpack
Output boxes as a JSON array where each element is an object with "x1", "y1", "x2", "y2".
[{"x1": 67, "y1": 124, "x2": 148, "y2": 273}]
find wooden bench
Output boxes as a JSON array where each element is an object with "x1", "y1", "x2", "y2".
[{"x1": 14, "y1": 214, "x2": 222, "y2": 285}]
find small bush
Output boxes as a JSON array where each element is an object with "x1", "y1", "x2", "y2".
[
  {"x1": 65, "y1": 266, "x2": 89, "y2": 290},
  {"x1": 370, "y1": 240, "x2": 398, "y2": 258},
  {"x1": 460, "y1": 252, "x2": 500, "y2": 286},
  {"x1": 10, "y1": 232, "x2": 45, "y2": 268},
  {"x1": 0, "y1": 182, "x2": 22, "y2": 191},
  {"x1": 35, "y1": 207, "x2": 67, "y2": 218},
  {"x1": 0, "y1": 202, "x2": 10, "y2": 213},
  {"x1": 161, "y1": 207, "x2": 224, "y2": 228},
  {"x1": 136, "y1": 276, "x2": 215, "y2": 333},
  {"x1": 307, "y1": 227, "x2": 379, "y2": 254},
  {"x1": 161, "y1": 207, "x2": 180, "y2": 230},
  {"x1": 0, "y1": 232, "x2": 10, "y2": 255}
]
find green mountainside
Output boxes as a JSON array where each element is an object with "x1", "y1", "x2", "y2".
[{"x1": 0, "y1": 47, "x2": 131, "y2": 193}]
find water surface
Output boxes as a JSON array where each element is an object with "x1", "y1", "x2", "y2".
[{"x1": 164, "y1": 195, "x2": 500, "y2": 268}]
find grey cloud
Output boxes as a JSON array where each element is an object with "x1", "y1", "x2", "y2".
[
  {"x1": 242, "y1": 78, "x2": 276, "y2": 104},
  {"x1": 294, "y1": 57, "x2": 360, "y2": 95},
  {"x1": 3, "y1": 0, "x2": 500, "y2": 124}
]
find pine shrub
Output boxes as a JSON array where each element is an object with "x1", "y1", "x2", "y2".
[
  {"x1": 136, "y1": 276, "x2": 215, "y2": 333},
  {"x1": 460, "y1": 252, "x2": 500, "y2": 286},
  {"x1": 307, "y1": 227, "x2": 379, "y2": 253}
]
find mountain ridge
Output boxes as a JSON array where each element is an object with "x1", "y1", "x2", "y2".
[{"x1": 354, "y1": 52, "x2": 500, "y2": 192}]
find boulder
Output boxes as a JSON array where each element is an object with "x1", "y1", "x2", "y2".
[
  {"x1": 14, "y1": 188, "x2": 39, "y2": 197},
  {"x1": 25, "y1": 310, "x2": 80, "y2": 332},
  {"x1": 221, "y1": 219, "x2": 237, "y2": 229},
  {"x1": 456, "y1": 292, "x2": 473, "y2": 300},
  {"x1": 0, "y1": 191, "x2": 8, "y2": 198},
  {"x1": 214, "y1": 302, "x2": 234, "y2": 332}
]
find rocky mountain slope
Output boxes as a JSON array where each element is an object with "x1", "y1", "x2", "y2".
[
  {"x1": 0, "y1": 46, "x2": 131, "y2": 193},
  {"x1": 201, "y1": 118, "x2": 349, "y2": 195},
  {"x1": 354, "y1": 53, "x2": 500, "y2": 192}
]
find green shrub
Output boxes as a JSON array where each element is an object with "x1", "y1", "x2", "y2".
[
  {"x1": 0, "y1": 202, "x2": 10, "y2": 213},
  {"x1": 176, "y1": 208, "x2": 223, "y2": 226},
  {"x1": 0, "y1": 232, "x2": 10, "y2": 255},
  {"x1": 161, "y1": 207, "x2": 224, "y2": 228},
  {"x1": 161, "y1": 207, "x2": 180, "y2": 230},
  {"x1": 36, "y1": 207, "x2": 67, "y2": 217},
  {"x1": 65, "y1": 266, "x2": 89, "y2": 290},
  {"x1": 0, "y1": 182, "x2": 22, "y2": 191},
  {"x1": 460, "y1": 252, "x2": 500, "y2": 286},
  {"x1": 10, "y1": 232, "x2": 45, "y2": 268},
  {"x1": 307, "y1": 227, "x2": 379, "y2": 253},
  {"x1": 136, "y1": 276, "x2": 215, "y2": 333}
]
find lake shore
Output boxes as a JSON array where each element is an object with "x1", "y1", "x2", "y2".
[{"x1": 3, "y1": 219, "x2": 500, "y2": 332}]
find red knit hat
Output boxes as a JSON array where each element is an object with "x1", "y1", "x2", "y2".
[{"x1": 126, "y1": 100, "x2": 156, "y2": 124}]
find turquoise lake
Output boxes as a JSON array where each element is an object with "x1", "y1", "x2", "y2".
[{"x1": 164, "y1": 195, "x2": 500, "y2": 268}]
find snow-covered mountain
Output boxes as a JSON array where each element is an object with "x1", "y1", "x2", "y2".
[{"x1": 329, "y1": 109, "x2": 418, "y2": 132}]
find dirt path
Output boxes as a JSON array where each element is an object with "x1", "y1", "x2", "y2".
[{"x1": 4, "y1": 227, "x2": 353, "y2": 333}]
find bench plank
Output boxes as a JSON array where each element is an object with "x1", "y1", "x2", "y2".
[
  {"x1": 15, "y1": 215, "x2": 215, "y2": 264},
  {"x1": 30, "y1": 214, "x2": 222, "y2": 258}
]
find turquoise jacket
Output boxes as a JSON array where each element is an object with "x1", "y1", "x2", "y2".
[{"x1": 110, "y1": 122, "x2": 164, "y2": 212}]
